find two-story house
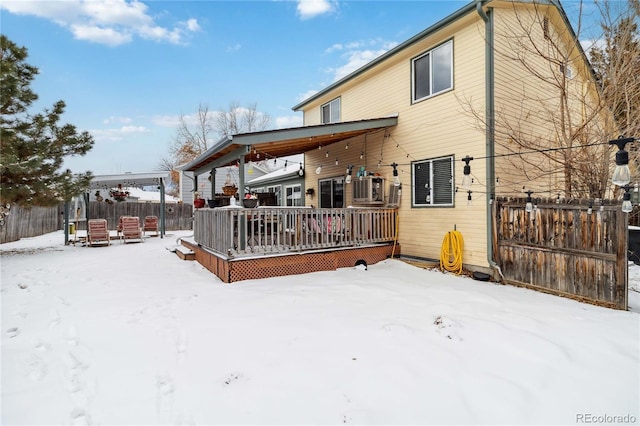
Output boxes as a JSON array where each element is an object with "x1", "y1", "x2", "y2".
[{"x1": 182, "y1": 0, "x2": 609, "y2": 281}]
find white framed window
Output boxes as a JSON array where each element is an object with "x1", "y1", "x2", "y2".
[
  {"x1": 412, "y1": 156, "x2": 454, "y2": 207},
  {"x1": 321, "y1": 98, "x2": 341, "y2": 124},
  {"x1": 412, "y1": 40, "x2": 453, "y2": 102},
  {"x1": 285, "y1": 184, "x2": 302, "y2": 207}
]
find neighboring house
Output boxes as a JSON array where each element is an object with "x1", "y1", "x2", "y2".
[
  {"x1": 179, "y1": 164, "x2": 269, "y2": 205},
  {"x1": 89, "y1": 187, "x2": 180, "y2": 204},
  {"x1": 247, "y1": 165, "x2": 306, "y2": 207},
  {"x1": 182, "y1": 0, "x2": 609, "y2": 274}
]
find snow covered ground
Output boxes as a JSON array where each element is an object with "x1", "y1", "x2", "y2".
[{"x1": 1, "y1": 230, "x2": 639, "y2": 425}]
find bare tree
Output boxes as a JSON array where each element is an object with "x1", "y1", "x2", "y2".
[
  {"x1": 461, "y1": 1, "x2": 638, "y2": 199},
  {"x1": 214, "y1": 101, "x2": 272, "y2": 138},
  {"x1": 157, "y1": 156, "x2": 179, "y2": 197},
  {"x1": 589, "y1": 0, "x2": 640, "y2": 169},
  {"x1": 169, "y1": 102, "x2": 215, "y2": 167}
]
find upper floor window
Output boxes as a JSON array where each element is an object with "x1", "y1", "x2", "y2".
[
  {"x1": 321, "y1": 98, "x2": 341, "y2": 124},
  {"x1": 412, "y1": 40, "x2": 453, "y2": 102},
  {"x1": 412, "y1": 155, "x2": 454, "y2": 207}
]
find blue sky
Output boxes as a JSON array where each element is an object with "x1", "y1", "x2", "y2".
[{"x1": 1, "y1": 0, "x2": 594, "y2": 175}]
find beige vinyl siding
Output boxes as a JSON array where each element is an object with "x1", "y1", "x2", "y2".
[
  {"x1": 303, "y1": 13, "x2": 491, "y2": 267},
  {"x1": 491, "y1": 4, "x2": 610, "y2": 198}
]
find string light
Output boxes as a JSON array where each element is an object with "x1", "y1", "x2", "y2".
[
  {"x1": 346, "y1": 164, "x2": 354, "y2": 184},
  {"x1": 622, "y1": 185, "x2": 633, "y2": 213},
  {"x1": 467, "y1": 190, "x2": 473, "y2": 206},
  {"x1": 391, "y1": 162, "x2": 401, "y2": 186},
  {"x1": 316, "y1": 165, "x2": 322, "y2": 174},
  {"x1": 525, "y1": 190, "x2": 534, "y2": 213},
  {"x1": 609, "y1": 136, "x2": 634, "y2": 186},
  {"x1": 461, "y1": 156, "x2": 473, "y2": 190},
  {"x1": 335, "y1": 158, "x2": 339, "y2": 166}
]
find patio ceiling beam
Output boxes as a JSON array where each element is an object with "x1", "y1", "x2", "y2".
[
  {"x1": 233, "y1": 115, "x2": 398, "y2": 146},
  {"x1": 191, "y1": 145, "x2": 250, "y2": 176}
]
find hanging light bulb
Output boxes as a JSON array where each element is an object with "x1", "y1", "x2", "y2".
[
  {"x1": 345, "y1": 143, "x2": 349, "y2": 150},
  {"x1": 425, "y1": 184, "x2": 431, "y2": 203},
  {"x1": 284, "y1": 160, "x2": 288, "y2": 171},
  {"x1": 461, "y1": 156, "x2": 473, "y2": 190},
  {"x1": 391, "y1": 163, "x2": 401, "y2": 186},
  {"x1": 248, "y1": 161, "x2": 254, "y2": 175},
  {"x1": 298, "y1": 164, "x2": 305, "y2": 177},
  {"x1": 316, "y1": 165, "x2": 322, "y2": 174},
  {"x1": 609, "y1": 136, "x2": 634, "y2": 186},
  {"x1": 525, "y1": 190, "x2": 534, "y2": 213},
  {"x1": 345, "y1": 165, "x2": 353, "y2": 184},
  {"x1": 335, "y1": 158, "x2": 339, "y2": 166},
  {"x1": 622, "y1": 185, "x2": 633, "y2": 212},
  {"x1": 325, "y1": 151, "x2": 329, "y2": 158},
  {"x1": 467, "y1": 190, "x2": 473, "y2": 206},
  {"x1": 587, "y1": 200, "x2": 593, "y2": 215},
  {"x1": 360, "y1": 152, "x2": 364, "y2": 160}
]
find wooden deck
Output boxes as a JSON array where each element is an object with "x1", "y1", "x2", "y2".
[
  {"x1": 180, "y1": 238, "x2": 399, "y2": 283},
  {"x1": 188, "y1": 206, "x2": 400, "y2": 282}
]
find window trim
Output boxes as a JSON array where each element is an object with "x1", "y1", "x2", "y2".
[
  {"x1": 284, "y1": 184, "x2": 302, "y2": 207},
  {"x1": 321, "y1": 97, "x2": 341, "y2": 124},
  {"x1": 318, "y1": 176, "x2": 345, "y2": 208},
  {"x1": 411, "y1": 39, "x2": 454, "y2": 103},
  {"x1": 411, "y1": 155, "x2": 455, "y2": 208}
]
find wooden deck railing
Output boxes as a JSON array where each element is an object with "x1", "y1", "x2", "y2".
[{"x1": 193, "y1": 207, "x2": 398, "y2": 257}]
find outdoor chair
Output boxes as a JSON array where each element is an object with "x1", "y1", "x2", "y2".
[
  {"x1": 117, "y1": 215, "x2": 132, "y2": 239},
  {"x1": 87, "y1": 219, "x2": 111, "y2": 247},
  {"x1": 121, "y1": 216, "x2": 144, "y2": 244},
  {"x1": 143, "y1": 215, "x2": 159, "y2": 236}
]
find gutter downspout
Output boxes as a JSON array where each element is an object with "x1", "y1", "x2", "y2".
[{"x1": 476, "y1": 1, "x2": 504, "y2": 280}]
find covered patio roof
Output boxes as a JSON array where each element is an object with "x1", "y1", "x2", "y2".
[
  {"x1": 82, "y1": 172, "x2": 170, "y2": 239},
  {"x1": 182, "y1": 115, "x2": 398, "y2": 176},
  {"x1": 90, "y1": 172, "x2": 170, "y2": 190}
]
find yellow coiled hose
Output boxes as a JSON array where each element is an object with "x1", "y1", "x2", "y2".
[{"x1": 440, "y1": 230, "x2": 464, "y2": 274}]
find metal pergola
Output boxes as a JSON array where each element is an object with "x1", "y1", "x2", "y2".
[{"x1": 64, "y1": 172, "x2": 170, "y2": 244}]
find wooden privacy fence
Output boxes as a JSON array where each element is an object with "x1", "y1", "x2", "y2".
[
  {"x1": 83, "y1": 202, "x2": 193, "y2": 231},
  {"x1": 0, "y1": 204, "x2": 63, "y2": 244},
  {"x1": 493, "y1": 197, "x2": 628, "y2": 310}
]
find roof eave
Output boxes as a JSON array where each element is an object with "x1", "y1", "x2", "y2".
[{"x1": 291, "y1": 0, "x2": 489, "y2": 111}]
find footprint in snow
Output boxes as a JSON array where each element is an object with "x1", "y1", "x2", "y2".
[
  {"x1": 6, "y1": 327, "x2": 19, "y2": 338},
  {"x1": 26, "y1": 354, "x2": 48, "y2": 381},
  {"x1": 433, "y1": 315, "x2": 463, "y2": 341},
  {"x1": 156, "y1": 375, "x2": 175, "y2": 422},
  {"x1": 70, "y1": 408, "x2": 91, "y2": 425}
]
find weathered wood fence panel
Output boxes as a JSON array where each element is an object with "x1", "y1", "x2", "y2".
[
  {"x1": 0, "y1": 204, "x2": 63, "y2": 244},
  {"x1": 493, "y1": 198, "x2": 627, "y2": 310},
  {"x1": 0, "y1": 202, "x2": 194, "y2": 244},
  {"x1": 83, "y1": 202, "x2": 193, "y2": 231}
]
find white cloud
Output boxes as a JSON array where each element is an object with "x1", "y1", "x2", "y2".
[
  {"x1": 103, "y1": 116, "x2": 133, "y2": 125},
  {"x1": 275, "y1": 115, "x2": 303, "y2": 129},
  {"x1": 151, "y1": 115, "x2": 182, "y2": 128},
  {"x1": 0, "y1": 0, "x2": 200, "y2": 46},
  {"x1": 296, "y1": 0, "x2": 334, "y2": 19},
  {"x1": 332, "y1": 48, "x2": 389, "y2": 81},
  {"x1": 89, "y1": 125, "x2": 149, "y2": 141},
  {"x1": 121, "y1": 125, "x2": 148, "y2": 133},
  {"x1": 226, "y1": 43, "x2": 242, "y2": 52},
  {"x1": 297, "y1": 89, "x2": 319, "y2": 103}
]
